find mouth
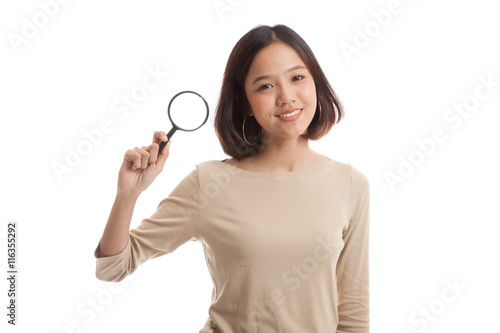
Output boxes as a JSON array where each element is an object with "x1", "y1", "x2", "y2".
[
  {"x1": 275, "y1": 108, "x2": 303, "y2": 122},
  {"x1": 275, "y1": 108, "x2": 303, "y2": 118}
]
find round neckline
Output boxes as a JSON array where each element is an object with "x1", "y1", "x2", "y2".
[{"x1": 216, "y1": 155, "x2": 334, "y2": 177}]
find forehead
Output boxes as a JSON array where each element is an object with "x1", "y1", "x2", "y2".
[{"x1": 247, "y1": 42, "x2": 306, "y2": 74}]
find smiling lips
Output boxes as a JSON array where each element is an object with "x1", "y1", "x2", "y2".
[{"x1": 275, "y1": 108, "x2": 303, "y2": 122}]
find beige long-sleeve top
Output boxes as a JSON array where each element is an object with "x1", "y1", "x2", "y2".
[{"x1": 94, "y1": 157, "x2": 370, "y2": 332}]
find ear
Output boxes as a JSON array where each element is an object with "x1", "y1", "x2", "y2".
[{"x1": 246, "y1": 102, "x2": 253, "y2": 117}]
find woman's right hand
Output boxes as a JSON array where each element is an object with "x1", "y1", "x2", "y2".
[{"x1": 117, "y1": 131, "x2": 172, "y2": 197}]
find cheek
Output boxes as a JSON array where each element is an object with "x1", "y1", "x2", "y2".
[
  {"x1": 299, "y1": 80, "x2": 317, "y2": 103},
  {"x1": 248, "y1": 93, "x2": 273, "y2": 112}
]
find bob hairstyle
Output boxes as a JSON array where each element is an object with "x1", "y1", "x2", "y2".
[{"x1": 214, "y1": 24, "x2": 345, "y2": 160}]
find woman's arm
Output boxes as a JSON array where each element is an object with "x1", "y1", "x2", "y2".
[
  {"x1": 95, "y1": 131, "x2": 172, "y2": 258},
  {"x1": 336, "y1": 165, "x2": 371, "y2": 332},
  {"x1": 96, "y1": 192, "x2": 139, "y2": 257},
  {"x1": 94, "y1": 160, "x2": 200, "y2": 283}
]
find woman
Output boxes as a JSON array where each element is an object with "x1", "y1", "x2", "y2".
[{"x1": 94, "y1": 24, "x2": 370, "y2": 332}]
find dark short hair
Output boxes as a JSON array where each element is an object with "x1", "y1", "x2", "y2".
[{"x1": 214, "y1": 24, "x2": 345, "y2": 160}]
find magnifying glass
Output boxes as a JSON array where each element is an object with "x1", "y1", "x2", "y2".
[{"x1": 158, "y1": 90, "x2": 210, "y2": 155}]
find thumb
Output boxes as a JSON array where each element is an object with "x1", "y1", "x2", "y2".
[{"x1": 157, "y1": 139, "x2": 172, "y2": 171}]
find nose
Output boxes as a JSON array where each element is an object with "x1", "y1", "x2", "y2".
[{"x1": 276, "y1": 82, "x2": 296, "y2": 107}]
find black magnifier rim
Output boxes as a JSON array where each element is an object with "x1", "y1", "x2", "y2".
[{"x1": 167, "y1": 90, "x2": 209, "y2": 132}]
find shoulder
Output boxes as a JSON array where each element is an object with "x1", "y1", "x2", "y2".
[
  {"x1": 194, "y1": 159, "x2": 227, "y2": 172},
  {"x1": 326, "y1": 158, "x2": 369, "y2": 195},
  {"x1": 350, "y1": 164, "x2": 370, "y2": 192},
  {"x1": 346, "y1": 164, "x2": 370, "y2": 213},
  {"x1": 191, "y1": 159, "x2": 236, "y2": 182}
]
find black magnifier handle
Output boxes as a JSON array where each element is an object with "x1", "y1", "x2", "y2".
[{"x1": 158, "y1": 127, "x2": 177, "y2": 155}]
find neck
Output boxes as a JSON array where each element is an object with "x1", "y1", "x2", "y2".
[{"x1": 251, "y1": 135, "x2": 314, "y2": 172}]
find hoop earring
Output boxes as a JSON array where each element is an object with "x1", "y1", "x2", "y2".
[{"x1": 242, "y1": 115, "x2": 257, "y2": 146}]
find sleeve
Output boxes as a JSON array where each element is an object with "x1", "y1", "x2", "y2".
[
  {"x1": 336, "y1": 165, "x2": 370, "y2": 332},
  {"x1": 94, "y1": 166, "x2": 201, "y2": 282}
]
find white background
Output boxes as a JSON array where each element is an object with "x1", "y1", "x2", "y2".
[{"x1": 1, "y1": 0, "x2": 499, "y2": 332}]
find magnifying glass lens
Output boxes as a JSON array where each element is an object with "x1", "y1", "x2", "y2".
[{"x1": 169, "y1": 92, "x2": 209, "y2": 130}]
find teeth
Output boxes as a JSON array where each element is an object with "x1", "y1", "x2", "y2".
[{"x1": 278, "y1": 109, "x2": 301, "y2": 117}]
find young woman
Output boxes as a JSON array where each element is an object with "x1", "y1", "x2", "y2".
[{"x1": 94, "y1": 24, "x2": 370, "y2": 332}]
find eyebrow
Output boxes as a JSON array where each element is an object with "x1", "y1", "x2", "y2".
[{"x1": 251, "y1": 65, "x2": 306, "y2": 85}]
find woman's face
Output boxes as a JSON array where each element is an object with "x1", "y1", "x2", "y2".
[{"x1": 244, "y1": 41, "x2": 317, "y2": 142}]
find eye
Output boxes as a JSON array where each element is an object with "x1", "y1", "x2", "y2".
[
  {"x1": 258, "y1": 83, "x2": 272, "y2": 91},
  {"x1": 293, "y1": 75, "x2": 304, "y2": 81}
]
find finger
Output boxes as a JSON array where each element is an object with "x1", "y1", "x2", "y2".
[
  {"x1": 134, "y1": 147, "x2": 150, "y2": 169},
  {"x1": 124, "y1": 150, "x2": 142, "y2": 171},
  {"x1": 148, "y1": 143, "x2": 159, "y2": 164},
  {"x1": 153, "y1": 131, "x2": 169, "y2": 145},
  {"x1": 156, "y1": 139, "x2": 172, "y2": 172},
  {"x1": 129, "y1": 148, "x2": 144, "y2": 171},
  {"x1": 160, "y1": 138, "x2": 171, "y2": 156},
  {"x1": 141, "y1": 145, "x2": 154, "y2": 164}
]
